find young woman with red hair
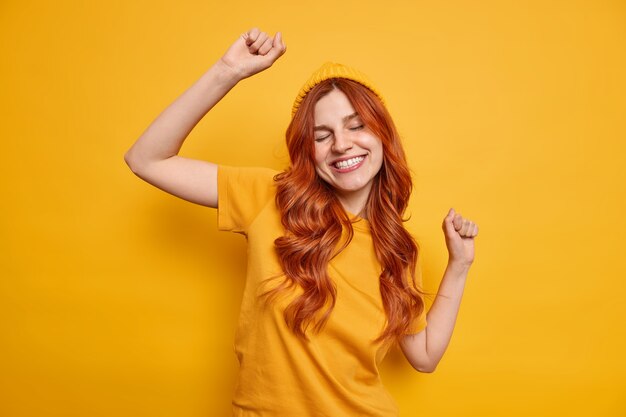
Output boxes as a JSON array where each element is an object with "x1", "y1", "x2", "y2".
[{"x1": 125, "y1": 27, "x2": 479, "y2": 417}]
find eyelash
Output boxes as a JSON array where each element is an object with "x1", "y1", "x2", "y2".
[{"x1": 315, "y1": 125, "x2": 364, "y2": 142}]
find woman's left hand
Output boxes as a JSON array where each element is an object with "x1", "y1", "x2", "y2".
[{"x1": 442, "y1": 208, "x2": 479, "y2": 268}]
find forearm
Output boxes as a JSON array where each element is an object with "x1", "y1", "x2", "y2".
[
  {"x1": 424, "y1": 261, "x2": 470, "y2": 369},
  {"x1": 124, "y1": 59, "x2": 241, "y2": 168}
]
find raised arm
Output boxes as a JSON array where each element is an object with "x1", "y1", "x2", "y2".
[
  {"x1": 399, "y1": 208, "x2": 479, "y2": 373},
  {"x1": 124, "y1": 28, "x2": 286, "y2": 208}
]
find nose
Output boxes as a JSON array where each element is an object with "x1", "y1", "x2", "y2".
[{"x1": 331, "y1": 131, "x2": 353, "y2": 153}]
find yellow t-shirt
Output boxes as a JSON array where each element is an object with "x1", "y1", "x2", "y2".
[{"x1": 217, "y1": 165, "x2": 427, "y2": 417}]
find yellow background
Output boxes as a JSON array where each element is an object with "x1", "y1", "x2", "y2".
[{"x1": 2, "y1": 0, "x2": 625, "y2": 416}]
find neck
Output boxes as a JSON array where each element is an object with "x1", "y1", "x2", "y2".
[{"x1": 335, "y1": 188, "x2": 371, "y2": 219}]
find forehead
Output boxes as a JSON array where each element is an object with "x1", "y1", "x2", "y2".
[{"x1": 313, "y1": 89, "x2": 357, "y2": 125}]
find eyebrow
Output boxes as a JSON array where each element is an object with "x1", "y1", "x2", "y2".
[{"x1": 314, "y1": 112, "x2": 360, "y2": 131}]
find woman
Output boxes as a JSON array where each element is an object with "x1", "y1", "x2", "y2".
[{"x1": 125, "y1": 27, "x2": 479, "y2": 417}]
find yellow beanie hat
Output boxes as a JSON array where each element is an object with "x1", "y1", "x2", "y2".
[{"x1": 291, "y1": 62, "x2": 386, "y2": 118}]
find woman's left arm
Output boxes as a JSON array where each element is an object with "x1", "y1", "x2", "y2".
[{"x1": 399, "y1": 208, "x2": 479, "y2": 373}]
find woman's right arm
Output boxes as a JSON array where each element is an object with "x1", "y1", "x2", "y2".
[{"x1": 124, "y1": 28, "x2": 286, "y2": 208}]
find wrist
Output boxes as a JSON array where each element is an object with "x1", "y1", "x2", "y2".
[
  {"x1": 212, "y1": 59, "x2": 245, "y2": 85},
  {"x1": 446, "y1": 259, "x2": 472, "y2": 275}
]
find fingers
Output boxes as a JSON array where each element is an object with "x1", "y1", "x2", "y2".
[
  {"x1": 443, "y1": 208, "x2": 457, "y2": 235},
  {"x1": 243, "y1": 27, "x2": 260, "y2": 46},
  {"x1": 445, "y1": 208, "x2": 479, "y2": 238},
  {"x1": 458, "y1": 217, "x2": 478, "y2": 237},
  {"x1": 452, "y1": 213, "x2": 463, "y2": 231},
  {"x1": 249, "y1": 30, "x2": 268, "y2": 54},
  {"x1": 257, "y1": 37, "x2": 274, "y2": 55},
  {"x1": 243, "y1": 28, "x2": 286, "y2": 58},
  {"x1": 266, "y1": 31, "x2": 287, "y2": 59},
  {"x1": 244, "y1": 28, "x2": 270, "y2": 55}
]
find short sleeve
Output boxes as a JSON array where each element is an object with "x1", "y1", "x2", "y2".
[
  {"x1": 217, "y1": 165, "x2": 279, "y2": 234},
  {"x1": 404, "y1": 260, "x2": 428, "y2": 335}
]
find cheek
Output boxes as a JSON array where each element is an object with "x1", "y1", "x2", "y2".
[
  {"x1": 313, "y1": 144, "x2": 327, "y2": 166},
  {"x1": 371, "y1": 141, "x2": 384, "y2": 169}
]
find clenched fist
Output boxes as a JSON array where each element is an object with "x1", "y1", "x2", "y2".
[
  {"x1": 219, "y1": 27, "x2": 287, "y2": 81},
  {"x1": 442, "y1": 208, "x2": 479, "y2": 268}
]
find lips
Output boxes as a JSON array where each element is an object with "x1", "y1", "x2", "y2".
[{"x1": 332, "y1": 155, "x2": 365, "y2": 170}]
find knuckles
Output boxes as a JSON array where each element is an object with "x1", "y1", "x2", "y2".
[{"x1": 446, "y1": 213, "x2": 479, "y2": 237}]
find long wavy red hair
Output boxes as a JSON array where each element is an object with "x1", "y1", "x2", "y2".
[{"x1": 261, "y1": 78, "x2": 427, "y2": 345}]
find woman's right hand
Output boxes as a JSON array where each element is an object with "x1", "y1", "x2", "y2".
[
  {"x1": 125, "y1": 28, "x2": 286, "y2": 209},
  {"x1": 219, "y1": 27, "x2": 287, "y2": 81}
]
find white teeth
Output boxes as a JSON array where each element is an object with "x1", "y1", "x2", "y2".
[{"x1": 334, "y1": 156, "x2": 365, "y2": 169}]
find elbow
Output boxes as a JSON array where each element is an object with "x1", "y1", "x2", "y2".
[
  {"x1": 416, "y1": 364, "x2": 437, "y2": 373},
  {"x1": 412, "y1": 358, "x2": 438, "y2": 373},
  {"x1": 124, "y1": 150, "x2": 142, "y2": 174},
  {"x1": 124, "y1": 149, "x2": 134, "y2": 168}
]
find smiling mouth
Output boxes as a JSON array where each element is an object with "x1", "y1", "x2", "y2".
[{"x1": 333, "y1": 156, "x2": 365, "y2": 169}]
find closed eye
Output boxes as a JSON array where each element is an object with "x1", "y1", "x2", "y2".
[
  {"x1": 315, "y1": 134, "x2": 331, "y2": 142},
  {"x1": 349, "y1": 125, "x2": 364, "y2": 131}
]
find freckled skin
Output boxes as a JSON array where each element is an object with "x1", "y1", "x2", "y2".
[{"x1": 313, "y1": 89, "x2": 384, "y2": 215}]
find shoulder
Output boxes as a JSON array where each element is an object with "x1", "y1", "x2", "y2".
[
  {"x1": 217, "y1": 165, "x2": 282, "y2": 233},
  {"x1": 218, "y1": 165, "x2": 280, "y2": 181}
]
